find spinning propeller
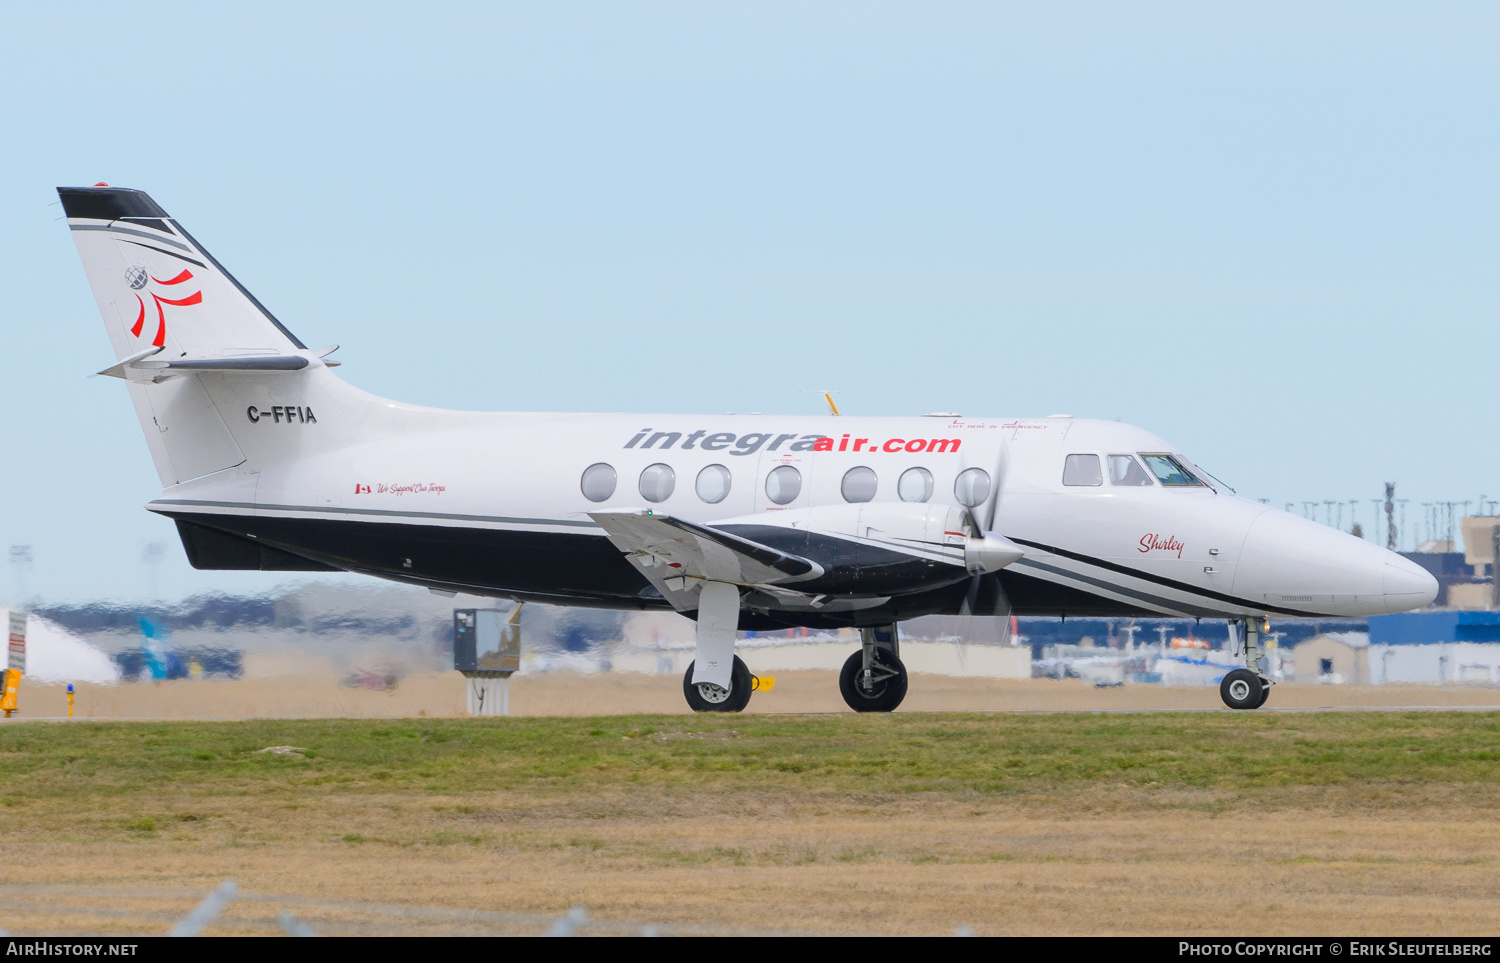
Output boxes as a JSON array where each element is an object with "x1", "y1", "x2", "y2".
[{"x1": 956, "y1": 443, "x2": 1023, "y2": 647}]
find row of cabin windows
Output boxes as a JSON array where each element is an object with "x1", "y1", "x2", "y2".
[
  {"x1": 580, "y1": 463, "x2": 994, "y2": 507},
  {"x1": 1062, "y1": 452, "x2": 1203, "y2": 488}
]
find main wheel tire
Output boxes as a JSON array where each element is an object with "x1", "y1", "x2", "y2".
[
  {"x1": 1220, "y1": 668, "x2": 1265, "y2": 710},
  {"x1": 1255, "y1": 684, "x2": 1271, "y2": 709},
  {"x1": 683, "y1": 656, "x2": 753, "y2": 712},
  {"x1": 839, "y1": 649, "x2": 908, "y2": 713}
]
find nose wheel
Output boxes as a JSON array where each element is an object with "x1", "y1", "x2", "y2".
[{"x1": 1220, "y1": 668, "x2": 1270, "y2": 710}]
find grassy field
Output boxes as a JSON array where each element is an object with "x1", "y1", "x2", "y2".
[{"x1": 2, "y1": 711, "x2": 1499, "y2": 934}]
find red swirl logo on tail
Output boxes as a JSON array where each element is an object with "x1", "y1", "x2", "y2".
[{"x1": 128, "y1": 268, "x2": 202, "y2": 347}]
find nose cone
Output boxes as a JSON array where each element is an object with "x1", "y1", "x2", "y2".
[
  {"x1": 1235, "y1": 509, "x2": 1432, "y2": 617},
  {"x1": 966, "y1": 533, "x2": 1026, "y2": 574},
  {"x1": 1383, "y1": 554, "x2": 1440, "y2": 613}
]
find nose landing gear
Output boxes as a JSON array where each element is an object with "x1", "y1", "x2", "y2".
[{"x1": 1221, "y1": 617, "x2": 1273, "y2": 710}]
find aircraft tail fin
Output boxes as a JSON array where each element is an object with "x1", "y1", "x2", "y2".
[
  {"x1": 59, "y1": 186, "x2": 307, "y2": 362},
  {"x1": 59, "y1": 186, "x2": 343, "y2": 487}
]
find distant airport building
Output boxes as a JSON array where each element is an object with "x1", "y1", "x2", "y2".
[
  {"x1": 1288, "y1": 632, "x2": 1369, "y2": 685},
  {"x1": 1367, "y1": 611, "x2": 1500, "y2": 684}
]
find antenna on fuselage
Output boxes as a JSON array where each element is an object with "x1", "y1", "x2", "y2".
[{"x1": 799, "y1": 390, "x2": 841, "y2": 416}]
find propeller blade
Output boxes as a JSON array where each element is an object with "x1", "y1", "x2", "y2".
[
  {"x1": 958, "y1": 436, "x2": 1014, "y2": 648},
  {"x1": 956, "y1": 573, "x2": 982, "y2": 656},
  {"x1": 956, "y1": 572, "x2": 1015, "y2": 647},
  {"x1": 975, "y1": 439, "x2": 1009, "y2": 532}
]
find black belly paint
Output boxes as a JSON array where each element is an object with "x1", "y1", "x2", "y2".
[{"x1": 163, "y1": 511, "x2": 1173, "y2": 628}]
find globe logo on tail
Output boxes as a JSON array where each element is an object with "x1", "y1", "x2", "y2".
[{"x1": 127, "y1": 268, "x2": 202, "y2": 347}]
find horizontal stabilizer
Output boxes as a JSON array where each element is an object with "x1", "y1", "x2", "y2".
[
  {"x1": 138, "y1": 355, "x2": 309, "y2": 371},
  {"x1": 97, "y1": 352, "x2": 311, "y2": 380}
]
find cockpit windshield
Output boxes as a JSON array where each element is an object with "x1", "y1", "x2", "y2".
[
  {"x1": 1139, "y1": 453, "x2": 1203, "y2": 487},
  {"x1": 1108, "y1": 454, "x2": 1154, "y2": 486},
  {"x1": 1178, "y1": 456, "x2": 1234, "y2": 494}
]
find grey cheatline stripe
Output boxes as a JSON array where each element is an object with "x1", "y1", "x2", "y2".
[
  {"x1": 148, "y1": 498, "x2": 601, "y2": 530},
  {"x1": 69, "y1": 223, "x2": 192, "y2": 252},
  {"x1": 122, "y1": 240, "x2": 205, "y2": 268},
  {"x1": 863, "y1": 533, "x2": 964, "y2": 563},
  {"x1": 1008, "y1": 536, "x2": 1313, "y2": 617},
  {"x1": 1012, "y1": 558, "x2": 1222, "y2": 617}
]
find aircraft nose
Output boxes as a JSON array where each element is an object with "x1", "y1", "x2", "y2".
[
  {"x1": 1383, "y1": 555, "x2": 1439, "y2": 613},
  {"x1": 1235, "y1": 508, "x2": 1422, "y2": 617}
]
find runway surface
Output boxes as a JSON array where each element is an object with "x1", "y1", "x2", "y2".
[{"x1": 4, "y1": 669, "x2": 1500, "y2": 720}]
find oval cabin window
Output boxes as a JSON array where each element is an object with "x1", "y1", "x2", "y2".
[
  {"x1": 954, "y1": 467, "x2": 992, "y2": 508},
  {"x1": 696, "y1": 464, "x2": 732, "y2": 504},
  {"x1": 898, "y1": 467, "x2": 933, "y2": 503},
  {"x1": 580, "y1": 463, "x2": 617, "y2": 502},
  {"x1": 765, "y1": 465, "x2": 802, "y2": 505},
  {"x1": 638, "y1": 463, "x2": 676, "y2": 503},
  {"x1": 841, "y1": 466, "x2": 878, "y2": 503}
]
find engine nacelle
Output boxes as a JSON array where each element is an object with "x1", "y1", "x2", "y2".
[
  {"x1": 711, "y1": 502, "x2": 1025, "y2": 597},
  {"x1": 752, "y1": 501, "x2": 966, "y2": 546}
]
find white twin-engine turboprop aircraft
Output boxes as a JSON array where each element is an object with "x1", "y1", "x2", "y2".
[{"x1": 59, "y1": 185, "x2": 1438, "y2": 712}]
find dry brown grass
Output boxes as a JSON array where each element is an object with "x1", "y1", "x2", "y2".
[{"x1": 3, "y1": 790, "x2": 1500, "y2": 935}]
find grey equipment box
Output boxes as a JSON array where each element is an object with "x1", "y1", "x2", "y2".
[{"x1": 454, "y1": 607, "x2": 521, "y2": 676}]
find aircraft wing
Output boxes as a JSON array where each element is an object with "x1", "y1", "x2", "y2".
[{"x1": 588, "y1": 510, "x2": 824, "y2": 611}]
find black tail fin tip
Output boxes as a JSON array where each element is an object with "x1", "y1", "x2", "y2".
[{"x1": 57, "y1": 186, "x2": 168, "y2": 221}]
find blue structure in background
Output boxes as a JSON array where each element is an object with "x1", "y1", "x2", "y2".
[
  {"x1": 1368, "y1": 611, "x2": 1500, "y2": 646},
  {"x1": 139, "y1": 615, "x2": 170, "y2": 681},
  {"x1": 1015, "y1": 617, "x2": 1367, "y2": 659}
]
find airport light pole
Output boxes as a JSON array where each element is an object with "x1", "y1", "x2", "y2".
[
  {"x1": 1493, "y1": 526, "x2": 1500, "y2": 610},
  {"x1": 7, "y1": 545, "x2": 31, "y2": 604},
  {"x1": 142, "y1": 542, "x2": 166, "y2": 600}
]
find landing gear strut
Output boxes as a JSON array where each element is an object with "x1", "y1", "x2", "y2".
[
  {"x1": 840, "y1": 625, "x2": 908, "y2": 712},
  {"x1": 1221, "y1": 617, "x2": 1272, "y2": 710}
]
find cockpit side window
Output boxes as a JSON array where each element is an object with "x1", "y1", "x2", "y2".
[
  {"x1": 1108, "y1": 454, "x2": 1154, "y2": 487},
  {"x1": 1062, "y1": 454, "x2": 1103, "y2": 487},
  {"x1": 1140, "y1": 453, "x2": 1203, "y2": 487}
]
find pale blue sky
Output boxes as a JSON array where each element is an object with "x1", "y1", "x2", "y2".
[{"x1": 2, "y1": 2, "x2": 1497, "y2": 602}]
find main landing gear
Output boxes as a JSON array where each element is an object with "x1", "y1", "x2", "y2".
[
  {"x1": 1220, "y1": 617, "x2": 1273, "y2": 710},
  {"x1": 840, "y1": 625, "x2": 908, "y2": 712},
  {"x1": 683, "y1": 656, "x2": 754, "y2": 712}
]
